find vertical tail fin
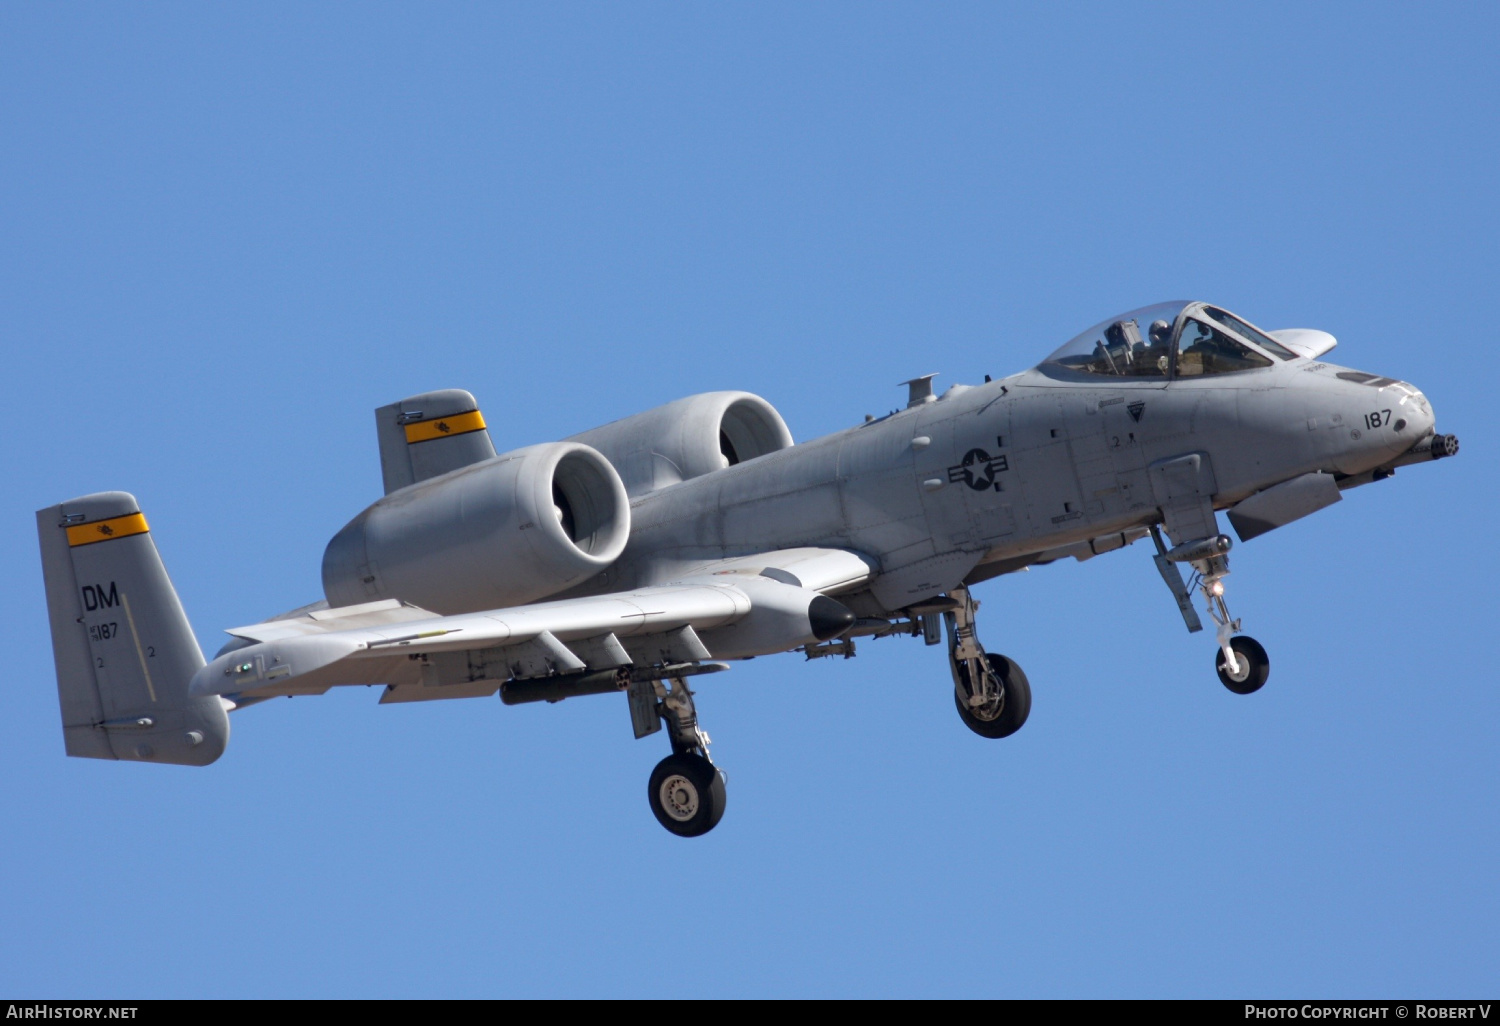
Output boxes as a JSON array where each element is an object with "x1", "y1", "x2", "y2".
[
  {"x1": 375, "y1": 389, "x2": 497, "y2": 495},
  {"x1": 36, "y1": 492, "x2": 229, "y2": 766}
]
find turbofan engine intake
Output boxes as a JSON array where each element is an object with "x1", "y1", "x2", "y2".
[
  {"x1": 322, "y1": 442, "x2": 629, "y2": 615},
  {"x1": 568, "y1": 391, "x2": 794, "y2": 496}
]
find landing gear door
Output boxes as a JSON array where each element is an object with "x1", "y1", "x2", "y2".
[{"x1": 1148, "y1": 451, "x2": 1220, "y2": 545}]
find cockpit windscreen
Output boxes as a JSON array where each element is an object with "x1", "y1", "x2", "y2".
[
  {"x1": 1042, "y1": 301, "x2": 1189, "y2": 379},
  {"x1": 1041, "y1": 301, "x2": 1295, "y2": 380},
  {"x1": 1201, "y1": 306, "x2": 1298, "y2": 361}
]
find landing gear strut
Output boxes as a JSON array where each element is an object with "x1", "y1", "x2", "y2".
[
  {"x1": 644, "y1": 675, "x2": 727, "y2": 837},
  {"x1": 944, "y1": 586, "x2": 1031, "y2": 738},
  {"x1": 1152, "y1": 526, "x2": 1271, "y2": 694},
  {"x1": 1192, "y1": 546, "x2": 1270, "y2": 695}
]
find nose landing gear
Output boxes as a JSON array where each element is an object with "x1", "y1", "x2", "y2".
[
  {"x1": 1194, "y1": 547, "x2": 1270, "y2": 695},
  {"x1": 1197, "y1": 561, "x2": 1268, "y2": 694},
  {"x1": 1151, "y1": 525, "x2": 1271, "y2": 694}
]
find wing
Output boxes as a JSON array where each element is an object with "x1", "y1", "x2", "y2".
[
  {"x1": 643, "y1": 546, "x2": 875, "y2": 594},
  {"x1": 192, "y1": 548, "x2": 873, "y2": 705}
]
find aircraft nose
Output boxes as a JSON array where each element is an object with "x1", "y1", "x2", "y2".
[
  {"x1": 1321, "y1": 373, "x2": 1438, "y2": 474},
  {"x1": 1391, "y1": 383, "x2": 1436, "y2": 443}
]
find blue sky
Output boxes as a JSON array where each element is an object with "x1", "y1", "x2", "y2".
[{"x1": 2, "y1": 2, "x2": 1494, "y2": 997}]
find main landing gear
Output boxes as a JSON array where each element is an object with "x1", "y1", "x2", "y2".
[
  {"x1": 642, "y1": 675, "x2": 727, "y2": 837},
  {"x1": 1150, "y1": 526, "x2": 1270, "y2": 694},
  {"x1": 941, "y1": 585, "x2": 1031, "y2": 738}
]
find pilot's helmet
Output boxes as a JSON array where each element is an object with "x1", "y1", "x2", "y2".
[{"x1": 1149, "y1": 319, "x2": 1172, "y2": 346}]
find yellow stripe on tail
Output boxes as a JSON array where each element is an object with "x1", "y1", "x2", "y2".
[
  {"x1": 65, "y1": 512, "x2": 150, "y2": 547},
  {"x1": 404, "y1": 410, "x2": 486, "y2": 444}
]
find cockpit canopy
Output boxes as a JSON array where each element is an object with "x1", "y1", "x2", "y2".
[{"x1": 1041, "y1": 301, "x2": 1299, "y2": 380}]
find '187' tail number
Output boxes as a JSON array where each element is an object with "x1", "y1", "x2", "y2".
[{"x1": 1364, "y1": 409, "x2": 1391, "y2": 430}]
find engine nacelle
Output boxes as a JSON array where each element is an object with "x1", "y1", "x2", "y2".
[
  {"x1": 568, "y1": 391, "x2": 793, "y2": 496},
  {"x1": 322, "y1": 442, "x2": 630, "y2": 615}
]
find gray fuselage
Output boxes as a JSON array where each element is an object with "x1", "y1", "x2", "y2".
[{"x1": 582, "y1": 357, "x2": 1434, "y2": 617}]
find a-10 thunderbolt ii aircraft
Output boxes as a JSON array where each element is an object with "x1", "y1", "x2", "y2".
[{"x1": 38, "y1": 300, "x2": 1459, "y2": 836}]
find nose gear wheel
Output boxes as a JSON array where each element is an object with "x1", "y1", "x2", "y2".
[{"x1": 1216, "y1": 635, "x2": 1269, "y2": 694}]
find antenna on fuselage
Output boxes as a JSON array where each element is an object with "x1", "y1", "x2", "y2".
[{"x1": 901, "y1": 374, "x2": 939, "y2": 408}]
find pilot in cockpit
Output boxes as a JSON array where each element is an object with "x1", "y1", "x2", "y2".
[
  {"x1": 1146, "y1": 319, "x2": 1173, "y2": 374},
  {"x1": 1177, "y1": 317, "x2": 1273, "y2": 376},
  {"x1": 1045, "y1": 302, "x2": 1282, "y2": 380},
  {"x1": 1094, "y1": 318, "x2": 1172, "y2": 377}
]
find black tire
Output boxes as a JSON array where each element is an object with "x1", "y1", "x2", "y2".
[
  {"x1": 704, "y1": 769, "x2": 728, "y2": 831},
  {"x1": 954, "y1": 653, "x2": 1031, "y2": 738},
  {"x1": 1216, "y1": 635, "x2": 1270, "y2": 694},
  {"x1": 647, "y1": 752, "x2": 726, "y2": 837}
]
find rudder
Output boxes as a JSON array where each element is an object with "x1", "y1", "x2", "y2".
[{"x1": 37, "y1": 491, "x2": 229, "y2": 766}]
